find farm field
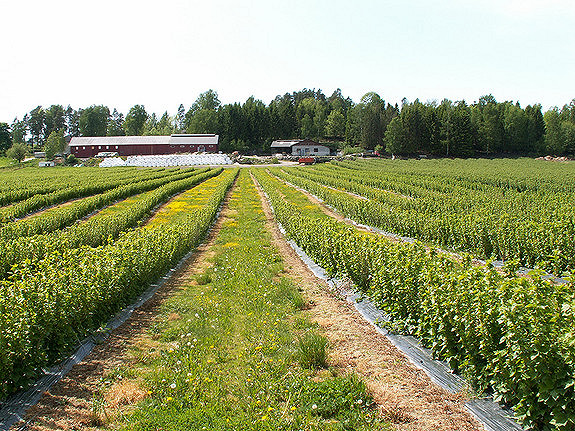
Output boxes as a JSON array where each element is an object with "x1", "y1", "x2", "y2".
[
  {"x1": 1, "y1": 160, "x2": 573, "y2": 431},
  {"x1": 16, "y1": 169, "x2": 481, "y2": 431},
  {"x1": 270, "y1": 158, "x2": 575, "y2": 275},
  {"x1": 253, "y1": 162, "x2": 575, "y2": 431},
  {"x1": 0, "y1": 167, "x2": 235, "y2": 399}
]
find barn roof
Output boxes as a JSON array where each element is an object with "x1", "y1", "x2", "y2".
[
  {"x1": 69, "y1": 134, "x2": 218, "y2": 147},
  {"x1": 271, "y1": 139, "x2": 319, "y2": 148}
]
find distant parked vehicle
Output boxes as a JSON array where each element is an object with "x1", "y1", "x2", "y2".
[{"x1": 298, "y1": 157, "x2": 315, "y2": 165}]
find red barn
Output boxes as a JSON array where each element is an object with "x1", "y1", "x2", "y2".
[{"x1": 69, "y1": 134, "x2": 219, "y2": 158}]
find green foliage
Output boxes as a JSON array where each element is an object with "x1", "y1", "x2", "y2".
[
  {"x1": 0, "y1": 168, "x2": 238, "y2": 399},
  {"x1": 186, "y1": 109, "x2": 218, "y2": 134},
  {"x1": 98, "y1": 171, "x2": 384, "y2": 430},
  {"x1": 0, "y1": 123, "x2": 11, "y2": 154},
  {"x1": 297, "y1": 332, "x2": 329, "y2": 369},
  {"x1": 0, "y1": 168, "x2": 182, "y2": 222},
  {"x1": 6, "y1": 142, "x2": 28, "y2": 163},
  {"x1": 342, "y1": 146, "x2": 363, "y2": 155},
  {"x1": 254, "y1": 166, "x2": 575, "y2": 430},
  {"x1": 44, "y1": 129, "x2": 66, "y2": 159},
  {"x1": 272, "y1": 159, "x2": 575, "y2": 275},
  {"x1": 9, "y1": 118, "x2": 26, "y2": 145},
  {"x1": 106, "y1": 108, "x2": 125, "y2": 136},
  {"x1": 195, "y1": 273, "x2": 212, "y2": 285},
  {"x1": 12, "y1": 90, "x2": 575, "y2": 156},
  {"x1": 65, "y1": 154, "x2": 78, "y2": 165},
  {"x1": 325, "y1": 109, "x2": 345, "y2": 138},
  {"x1": 79, "y1": 105, "x2": 110, "y2": 137},
  {"x1": 0, "y1": 168, "x2": 211, "y2": 242},
  {"x1": 0, "y1": 169, "x2": 222, "y2": 280},
  {"x1": 124, "y1": 105, "x2": 148, "y2": 136}
]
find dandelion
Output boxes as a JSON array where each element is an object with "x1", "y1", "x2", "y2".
[
  {"x1": 311, "y1": 404, "x2": 317, "y2": 410},
  {"x1": 356, "y1": 399, "x2": 363, "y2": 405},
  {"x1": 290, "y1": 406, "x2": 296, "y2": 411},
  {"x1": 170, "y1": 383, "x2": 176, "y2": 389},
  {"x1": 166, "y1": 397, "x2": 173, "y2": 402}
]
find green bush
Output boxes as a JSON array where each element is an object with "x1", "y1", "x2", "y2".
[{"x1": 297, "y1": 331, "x2": 329, "y2": 369}]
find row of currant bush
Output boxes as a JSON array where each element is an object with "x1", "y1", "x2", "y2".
[
  {"x1": 254, "y1": 169, "x2": 575, "y2": 431},
  {"x1": 0, "y1": 167, "x2": 172, "y2": 214},
  {"x1": 0, "y1": 168, "x2": 238, "y2": 400},
  {"x1": 0, "y1": 168, "x2": 223, "y2": 281},
  {"x1": 271, "y1": 165, "x2": 575, "y2": 276},
  {"x1": 0, "y1": 168, "x2": 209, "y2": 241}
]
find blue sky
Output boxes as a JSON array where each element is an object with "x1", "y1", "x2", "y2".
[{"x1": 1, "y1": 0, "x2": 574, "y2": 122}]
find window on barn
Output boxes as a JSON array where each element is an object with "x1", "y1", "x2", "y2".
[{"x1": 314, "y1": 148, "x2": 318, "y2": 152}]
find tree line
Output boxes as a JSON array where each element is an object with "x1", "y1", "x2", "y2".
[{"x1": 1, "y1": 89, "x2": 575, "y2": 157}]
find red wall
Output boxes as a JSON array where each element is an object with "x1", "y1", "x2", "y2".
[{"x1": 71, "y1": 143, "x2": 219, "y2": 158}]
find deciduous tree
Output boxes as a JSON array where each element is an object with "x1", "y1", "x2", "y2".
[
  {"x1": 44, "y1": 129, "x2": 66, "y2": 159},
  {"x1": 124, "y1": 105, "x2": 148, "y2": 136},
  {"x1": 79, "y1": 105, "x2": 109, "y2": 136},
  {"x1": 6, "y1": 142, "x2": 28, "y2": 164},
  {"x1": 325, "y1": 109, "x2": 345, "y2": 138}
]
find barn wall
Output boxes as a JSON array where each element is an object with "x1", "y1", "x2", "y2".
[
  {"x1": 291, "y1": 144, "x2": 330, "y2": 156},
  {"x1": 71, "y1": 143, "x2": 219, "y2": 158}
]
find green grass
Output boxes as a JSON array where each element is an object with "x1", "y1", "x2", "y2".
[{"x1": 98, "y1": 170, "x2": 388, "y2": 430}]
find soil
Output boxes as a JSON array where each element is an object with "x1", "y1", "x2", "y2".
[
  {"x1": 252, "y1": 173, "x2": 483, "y2": 431},
  {"x1": 12, "y1": 188, "x2": 233, "y2": 431},
  {"x1": 14, "y1": 174, "x2": 482, "y2": 431}
]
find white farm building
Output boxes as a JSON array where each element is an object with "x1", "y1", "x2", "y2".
[{"x1": 271, "y1": 139, "x2": 331, "y2": 156}]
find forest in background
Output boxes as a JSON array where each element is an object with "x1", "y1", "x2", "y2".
[{"x1": 2, "y1": 89, "x2": 575, "y2": 157}]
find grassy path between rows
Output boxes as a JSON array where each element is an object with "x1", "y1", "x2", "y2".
[
  {"x1": 18, "y1": 169, "x2": 482, "y2": 431},
  {"x1": 19, "y1": 171, "x2": 387, "y2": 430}
]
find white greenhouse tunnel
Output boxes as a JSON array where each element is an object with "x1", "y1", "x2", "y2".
[{"x1": 99, "y1": 154, "x2": 233, "y2": 167}]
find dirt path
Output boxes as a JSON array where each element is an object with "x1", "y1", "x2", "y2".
[
  {"x1": 15, "y1": 173, "x2": 481, "y2": 431},
  {"x1": 252, "y1": 174, "x2": 483, "y2": 431},
  {"x1": 12, "y1": 190, "x2": 234, "y2": 431},
  {"x1": 13, "y1": 196, "x2": 86, "y2": 222}
]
